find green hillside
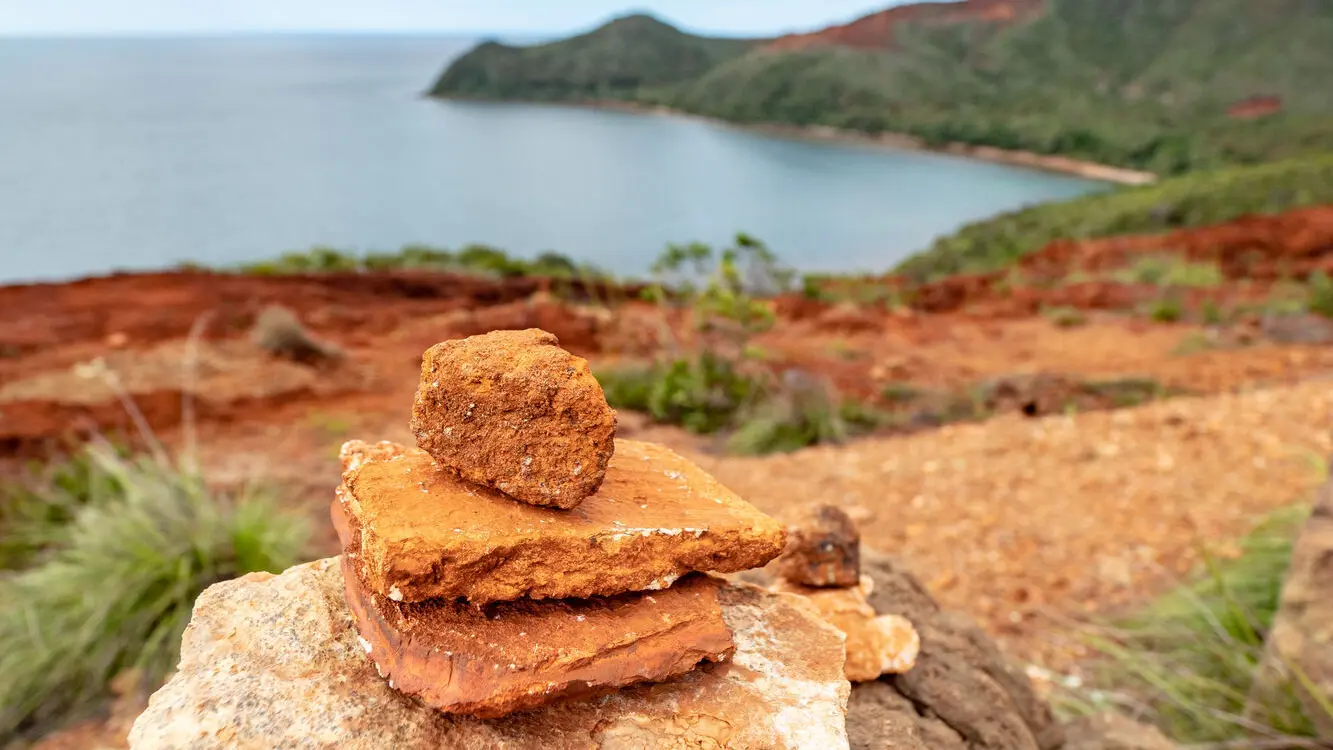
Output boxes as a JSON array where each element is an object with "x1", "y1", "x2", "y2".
[
  {"x1": 430, "y1": 0, "x2": 1333, "y2": 174},
  {"x1": 895, "y1": 154, "x2": 1333, "y2": 280},
  {"x1": 429, "y1": 14, "x2": 755, "y2": 101}
]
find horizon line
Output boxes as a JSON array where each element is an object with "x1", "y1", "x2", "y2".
[{"x1": 0, "y1": 9, "x2": 812, "y2": 41}]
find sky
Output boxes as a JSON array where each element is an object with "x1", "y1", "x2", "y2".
[{"x1": 0, "y1": 1, "x2": 902, "y2": 37}]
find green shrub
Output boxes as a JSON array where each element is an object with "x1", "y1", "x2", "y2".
[
  {"x1": 880, "y1": 382, "x2": 922, "y2": 405},
  {"x1": 1307, "y1": 271, "x2": 1333, "y2": 319},
  {"x1": 595, "y1": 365, "x2": 657, "y2": 413},
  {"x1": 838, "y1": 399, "x2": 891, "y2": 432},
  {"x1": 1116, "y1": 256, "x2": 1224, "y2": 288},
  {"x1": 1148, "y1": 296, "x2": 1183, "y2": 323},
  {"x1": 1043, "y1": 305, "x2": 1087, "y2": 328},
  {"x1": 1200, "y1": 299, "x2": 1225, "y2": 325},
  {"x1": 646, "y1": 355, "x2": 762, "y2": 434},
  {"x1": 725, "y1": 378, "x2": 847, "y2": 456},
  {"x1": 1171, "y1": 332, "x2": 1216, "y2": 357},
  {"x1": 936, "y1": 387, "x2": 990, "y2": 424},
  {"x1": 0, "y1": 444, "x2": 310, "y2": 741},
  {"x1": 616, "y1": 235, "x2": 887, "y2": 454},
  {"x1": 1081, "y1": 376, "x2": 1175, "y2": 408},
  {"x1": 1082, "y1": 506, "x2": 1324, "y2": 744}
]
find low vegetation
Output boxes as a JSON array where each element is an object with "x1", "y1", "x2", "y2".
[
  {"x1": 1042, "y1": 305, "x2": 1087, "y2": 328},
  {"x1": 596, "y1": 234, "x2": 886, "y2": 455},
  {"x1": 896, "y1": 155, "x2": 1333, "y2": 280},
  {"x1": 1308, "y1": 271, "x2": 1333, "y2": 320},
  {"x1": 1076, "y1": 505, "x2": 1329, "y2": 744},
  {"x1": 233, "y1": 243, "x2": 601, "y2": 280},
  {"x1": 0, "y1": 444, "x2": 310, "y2": 742},
  {"x1": 1147, "y1": 296, "x2": 1184, "y2": 324},
  {"x1": 598, "y1": 354, "x2": 762, "y2": 435},
  {"x1": 1112, "y1": 256, "x2": 1224, "y2": 288}
]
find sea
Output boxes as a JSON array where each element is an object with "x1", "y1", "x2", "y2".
[{"x1": 0, "y1": 35, "x2": 1106, "y2": 284}]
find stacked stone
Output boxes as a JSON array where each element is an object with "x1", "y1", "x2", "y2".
[
  {"x1": 333, "y1": 329, "x2": 789, "y2": 718},
  {"x1": 772, "y1": 504, "x2": 922, "y2": 682}
]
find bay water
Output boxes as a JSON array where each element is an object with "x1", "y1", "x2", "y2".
[{"x1": 0, "y1": 35, "x2": 1105, "y2": 284}]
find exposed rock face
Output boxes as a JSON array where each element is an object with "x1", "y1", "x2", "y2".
[
  {"x1": 409, "y1": 329, "x2": 616, "y2": 509},
  {"x1": 848, "y1": 680, "x2": 950, "y2": 750},
  {"x1": 128, "y1": 558, "x2": 851, "y2": 750},
  {"x1": 1258, "y1": 472, "x2": 1333, "y2": 739},
  {"x1": 854, "y1": 550, "x2": 1066, "y2": 750},
  {"x1": 778, "y1": 503, "x2": 861, "y2": 588},
  {"x1": 1060, "y1": 713, "x2": 1176, "y2": 750},
  {"x1": 774, "y1": 575, "x2": 920, "y2": 681},
  {"x1": 250, "y1": 305, "x2": 343, "y2": 365},
  {"x1": 338, "y1": 438, "x2": 786, "y2": 605},
  {"x1": 340, "y1": 553, "x2": 734, "y2": 718}
]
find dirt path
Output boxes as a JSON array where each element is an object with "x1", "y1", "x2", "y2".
[{"x1": 666, "y1": 380, "x2": 1333, "y2": 671}]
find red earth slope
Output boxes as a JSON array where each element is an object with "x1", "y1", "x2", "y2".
[{"x1": 766, "y1": 0, "x2": 1043, "y2": 52}]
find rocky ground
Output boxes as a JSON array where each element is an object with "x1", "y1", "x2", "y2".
[{"x1": 4, "y1": 255, "x2": 1333, "y2": 747}]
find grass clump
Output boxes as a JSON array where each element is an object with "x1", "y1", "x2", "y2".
[
  {"x1": 1307, "y1": 271, "x2": 1333, "y2": 319},
  {"x1": 880, "y1": 382, "x2": 922, "y2": 405},
  {"x1": 1043, "y1": 305, "x2": 1087, "y2": 328},
  {"x1": 1080, "y1": 505, "x2": 1327, "y2": 744},
  {"x1": 1115, "y1": 256, "x2": 1224, "y2": 288},
  {"x1": 1172, "y1": 331, "x2": 1217, "y2": 357},
  {"x1": 1148, "y1": 296, "x2": 1184, "y2": 323},
  {"x1": 0, "y1": 443, "x2": 310, "y2": 742},
  {"x1": 725, "y1": 381, "x2": 846, "y2": 456},
  {"x1": 0, "y1": 446, "x2": 131, "y2": 570},
  {"x1": 1081, "y1": 376, "x2": 1176, "y2": 409},
  {"x1": 725, "y1": 375, "x2": 888, "y2": 457}
]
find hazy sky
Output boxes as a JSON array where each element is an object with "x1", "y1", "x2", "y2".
[{"x1": 0, "y1": 1, "x2": 900, "y2": 36}]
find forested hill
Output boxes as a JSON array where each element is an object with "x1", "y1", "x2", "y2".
[
  {"x1": 429, "y1": 14, "x2": 756, "y2": 101},
  {"x1": 429, "y1": 0, "x2": 1333, "y2": 175}
]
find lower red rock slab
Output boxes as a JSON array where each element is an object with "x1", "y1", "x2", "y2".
[
  {"x1": 332, "y1": 495, "x2": 736, "y2": 719},
  {"x1": 341, "y1": 555, "x2": 735, "y2": 718}
]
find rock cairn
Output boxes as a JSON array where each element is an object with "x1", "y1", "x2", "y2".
[
  {"x1": 130, "y1": 328, "x2": 855, "y2": 749},
  {"x1": 338, "y1": 329, "x2": 793, "y2": 716},
  {"x1": 771, "y1": 504, "x2": 921, "y2": 682}
]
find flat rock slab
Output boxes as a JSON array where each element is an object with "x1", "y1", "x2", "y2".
[
  {"x1": 409, "y1": 329, "x2": 616, "y2": 509},
  {"x1": 339, "y1": 438, "x2": 786, "y2": 604},
  {"x1": 342, "y1": 553, "x2": 735, "y2": 718},
  {"x1": 129, "y1": 557, "x2": 851, "y2": 750}
]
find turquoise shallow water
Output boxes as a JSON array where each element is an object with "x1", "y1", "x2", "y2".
[{"x1": 0, "y1": 35, "x2": 1105, "y2": 284}]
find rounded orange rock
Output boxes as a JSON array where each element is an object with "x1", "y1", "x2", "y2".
[{"x1": 409, "y1": 328, "x2": 617, "y2": 509}]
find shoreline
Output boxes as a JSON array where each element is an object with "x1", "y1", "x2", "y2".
[{"x1": 455, "y1": 96, "x2": 1158, "y2": 186}]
